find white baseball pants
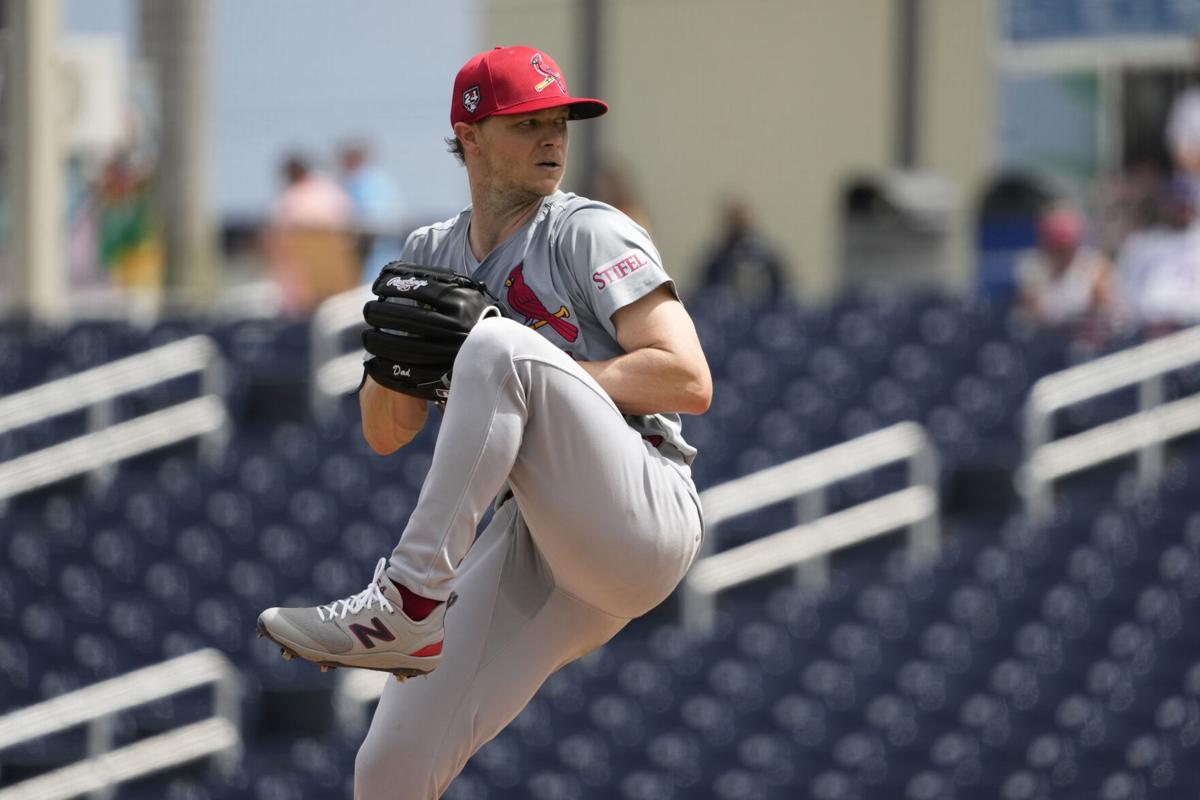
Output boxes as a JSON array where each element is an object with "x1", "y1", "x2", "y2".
[{"x1": 354, "y1": 317, "x2": 703, "y2": 799}]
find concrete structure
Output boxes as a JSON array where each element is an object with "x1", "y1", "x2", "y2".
[
  {"x1": 484, "y1": 0, "x2": 993, "y2": 297},
  {"x1": 6, "y1": 0, "x2": 67, "y2": 321}
]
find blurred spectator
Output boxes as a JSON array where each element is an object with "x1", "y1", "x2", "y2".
[
  {"x1": 974, "y1": 172, "x2": 1057, "y2": 302},
  {"x1": 338, "y1": 140, "x2": 405, "y2": 281},
  {"x1": 592, "y1": 161, "x2": 653, "y2": 232},
  {"x1": 271, "y1": 154, "x2": 353, "y2": 230},
  {"x1": 700, "y1": 198, "x2": 788, "y2": 305},
  {"x1": 1115, "y1": 178, "x2": 1200, "y2": 334},
  {"x1": 66, "y1": 156, "x2": 101, "y2": 287},
  {"x1": 263, "y1": 153, "x2": 357, "y2": 317},
  {"x1": 1015, "y1": 206, "x2": 1115, "y2": 330},
  {"x1": 1168, "y1": 86, "x2": 1200, "y2": 177},
  {"x1": 1166, "y1": 35, "x2": 1200, "y2": 199},
  {"x1": 95, "y1": 149, "x2": 163, "y2": 292},
  {"x1": 1096, "y1": 160, "x2": 1167, "y2": 257}
]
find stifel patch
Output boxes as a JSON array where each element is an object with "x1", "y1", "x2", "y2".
[{"x1": 592, "y1": 250, "x2": 650, "y2": 291}]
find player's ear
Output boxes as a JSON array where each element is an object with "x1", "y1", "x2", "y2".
[{"x1": 455, "y1": 121, "x2": 483, "y2": 157}]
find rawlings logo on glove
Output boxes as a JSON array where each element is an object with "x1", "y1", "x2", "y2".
[{"x1": 386, "y1": 276, "x2": 429, "y2": 292}]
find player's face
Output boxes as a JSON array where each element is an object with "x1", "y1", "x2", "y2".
[{"x1": 477, "y1": 108, "x2": 570, "y2": 198}]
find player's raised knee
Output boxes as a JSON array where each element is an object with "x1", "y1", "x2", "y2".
[
  {"x1": 472, "y1": 314, "x2": 525, "y2": 341},
  {"x1": 457, "y1": 316, "x2": 544, "y2": 367},
  {"x1": 457, "y1": 316, "x2": 519, "y2": 364}
]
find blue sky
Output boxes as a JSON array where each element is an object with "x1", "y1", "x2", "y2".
[{"x1": 65, "y1": 0, "x2": 477, "y2": 221}]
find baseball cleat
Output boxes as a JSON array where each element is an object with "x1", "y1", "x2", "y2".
[{"x1": 256, "y1": 558, "x2": 452, "y2": 676}]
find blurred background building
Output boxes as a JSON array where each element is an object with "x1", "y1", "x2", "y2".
[
  {"x1": 7, "y1": 2, "x2": 1200, "y2": 799},
  {"x1": 3, "y1": 0, "x2": 1199, "y2": 315}
]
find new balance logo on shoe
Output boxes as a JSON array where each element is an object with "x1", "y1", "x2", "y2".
[
  {"x1": 349, "y1": 617, "x2": 397, "y2": 649},
  {"x1": 348, "y1": 618, "x2": 441, "y2": 656}
]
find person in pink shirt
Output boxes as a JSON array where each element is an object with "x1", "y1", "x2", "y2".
[
  {"x1": 264, "y1": 154, "x2": 356, "y2": 316},
  {"x1": 1016, "y1": 206, "x2": 1114, "y2": 329}
]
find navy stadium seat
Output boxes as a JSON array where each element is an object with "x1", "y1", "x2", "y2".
[{"x1": 6, "y1": 298, "x2": 1200, "y2": 797}]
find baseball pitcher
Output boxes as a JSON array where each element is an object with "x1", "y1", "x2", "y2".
[{"x1": 257, "y1": 45, "x2": 710, "y2": 799}]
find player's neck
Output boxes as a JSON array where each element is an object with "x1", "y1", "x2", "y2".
[{"x1": 467, "y1": 186, "x2": 544, "y2": 262}]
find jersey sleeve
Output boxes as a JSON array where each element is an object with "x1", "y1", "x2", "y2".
[
  {"x1": 557, "y1": 205, "x2": 675, "y2": 338},
  {"x1": 399, "y1": 228, "x2": 427, "y2": 263}
]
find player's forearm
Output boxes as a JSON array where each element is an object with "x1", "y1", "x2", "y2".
[
  {"x1": 360, "y1": 377, "x2": 429, "y2": 455},
  {"x1": 580, "y1": 347, "x2": 712, "y2": 416}
]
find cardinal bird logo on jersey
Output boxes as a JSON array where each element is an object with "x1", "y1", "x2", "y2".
[
  {"x1": 505, "y1": 264, "x2": 579, "y2": 342},
  {"x1": 530, "y1": 53, "x2": 565, "y2": 94}
]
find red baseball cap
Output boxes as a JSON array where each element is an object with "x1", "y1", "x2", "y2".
[{"x1": 451, "y1": 46, "x2": 608, "y2": 126}]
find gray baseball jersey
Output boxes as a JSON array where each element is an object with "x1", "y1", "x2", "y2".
[{"x1": 400, "y1": 190, "x2": 696, "y2": 465}]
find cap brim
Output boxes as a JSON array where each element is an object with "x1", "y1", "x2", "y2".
[{"x1": 490, "y1": 95, "x2": 608, "y2": 120}]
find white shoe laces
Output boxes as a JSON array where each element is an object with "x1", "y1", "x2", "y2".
[{"x1": 317, "y1": 558, "x2": 395, "y2": 621}]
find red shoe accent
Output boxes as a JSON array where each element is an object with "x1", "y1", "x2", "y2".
[{"x1": 409, "y1": 641, "x2": 443, "y2": 658}]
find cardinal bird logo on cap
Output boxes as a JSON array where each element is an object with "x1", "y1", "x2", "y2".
[
  {"x1": 505, "y1": 264, "x2": 578, "y2": 342},
  {"x1": 530, "y1": 53, "x2": 565, "y2": 94}
]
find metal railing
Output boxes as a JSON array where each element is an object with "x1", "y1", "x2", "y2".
[
  {"x1": 697, "y1": 421, "x2": 939, "y2": 557},
  {"x1": 681, "y1": 422, "x2": 940, "y2": 635},
  {"x1": 1020, "y1": 325, "x2": 1200, "y2": 524},
  {"x1": 0, "y1": 649, "x2": 242, "y2": 800},
  {"x1": 0, "y1": 335, "x2": 229, "y2": 503},
  {"x1": 309, "y1": 283, "x2": 373, "y2": 419},
  {"x1": 330, "y1": 424, "x2": 941, "y2": 719}
]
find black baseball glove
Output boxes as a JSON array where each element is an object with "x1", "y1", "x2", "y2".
[{"x1": 360, "y1": 262, "x2": 505, "y2": 402}]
